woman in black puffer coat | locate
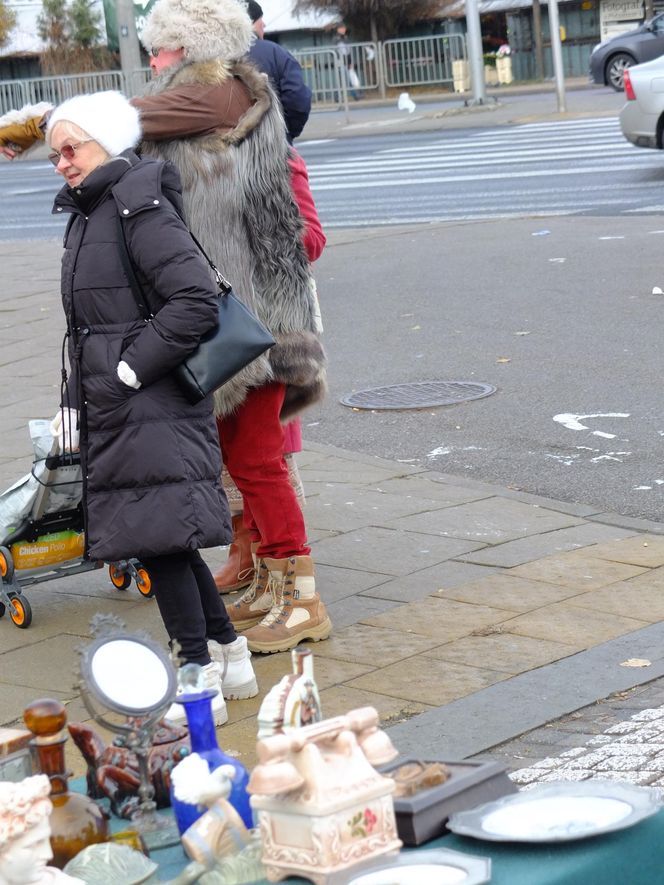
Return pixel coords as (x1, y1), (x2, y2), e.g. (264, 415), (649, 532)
(46, 91), (257, 724)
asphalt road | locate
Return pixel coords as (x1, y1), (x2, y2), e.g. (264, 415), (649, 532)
(3, 110), (664, 234)
(306, 215), (664, 523)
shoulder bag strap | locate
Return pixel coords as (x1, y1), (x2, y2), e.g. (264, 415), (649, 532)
(186, 228), (232, 296)
(115, 214), (153, 321)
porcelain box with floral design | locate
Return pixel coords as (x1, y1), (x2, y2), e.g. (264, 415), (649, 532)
(247, 706), (402, 885)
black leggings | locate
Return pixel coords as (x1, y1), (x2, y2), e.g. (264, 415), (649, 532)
(141, 550), (236, 666)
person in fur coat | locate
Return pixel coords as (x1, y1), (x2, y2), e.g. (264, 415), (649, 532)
(139, 0), (331, 655)
(0, 0), (331, 656)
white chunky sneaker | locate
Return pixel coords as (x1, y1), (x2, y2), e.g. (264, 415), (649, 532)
(165, 661), (228, 727)
(208, 635), (258, 700)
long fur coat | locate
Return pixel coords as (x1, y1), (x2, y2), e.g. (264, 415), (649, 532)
(139, 59), (327, 420)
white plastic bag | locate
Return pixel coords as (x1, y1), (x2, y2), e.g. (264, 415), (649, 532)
(0, 420), (82, 542)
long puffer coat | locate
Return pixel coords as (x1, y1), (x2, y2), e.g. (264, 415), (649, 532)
(53, 151), (231, 562)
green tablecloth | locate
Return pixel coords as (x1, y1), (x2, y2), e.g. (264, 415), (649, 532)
(153, 807), (664, 884)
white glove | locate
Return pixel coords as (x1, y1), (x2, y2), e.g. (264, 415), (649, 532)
(117, 360), (141, 389)
(49, 408), (79, 454)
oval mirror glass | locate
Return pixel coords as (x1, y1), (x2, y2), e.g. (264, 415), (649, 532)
(89, 638), (174, 713)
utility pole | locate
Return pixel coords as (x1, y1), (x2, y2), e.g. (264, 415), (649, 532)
(532, 0), (544, 80)
(116, 0), (143, 95)
(547, 0), (566, 113)
(465, 0), (487, 105)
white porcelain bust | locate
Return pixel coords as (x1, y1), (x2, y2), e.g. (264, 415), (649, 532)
(0, 775), (82, 885)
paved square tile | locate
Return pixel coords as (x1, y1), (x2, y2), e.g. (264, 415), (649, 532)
(436, 573), (581, 612)
(0, 635), (89, 694)
(313, 563), (392, 604)
(311, 526), (484, 576)
(304, 623), (442, 666)
(361, 596), (517, 640)
(365, 476), (494, 506)
(504, 603), (648, 648)
(424, 633), (577, 674)
(0, 682), (72, 728)
(509, 553), (648, 590)
(346, 656), (510, 706)
(459, 525), (637, 568)
(318, 685), (434, 723)
(327, 596), (401, 629)
(564, 580), (664, 623)
(360, 561), (500, 603)
(306, 487), (453, 532)
(388, 497), (582, 544)
(298, 461), (410, 485)
(577, 535), (664, 568)
(623, 566), (664, 592)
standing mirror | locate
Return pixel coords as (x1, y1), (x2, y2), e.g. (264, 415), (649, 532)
(77, 615), (180, 849)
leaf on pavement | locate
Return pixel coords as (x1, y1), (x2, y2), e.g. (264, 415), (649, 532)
(496, 357), (511, 363)
(619, 658), (651, 668)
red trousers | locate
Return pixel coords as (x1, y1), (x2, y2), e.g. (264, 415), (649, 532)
(217, 383), (310, 560)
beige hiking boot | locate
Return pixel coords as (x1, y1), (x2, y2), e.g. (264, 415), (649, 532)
(226, 553), (275, 631)
(243, 555), (332, 654)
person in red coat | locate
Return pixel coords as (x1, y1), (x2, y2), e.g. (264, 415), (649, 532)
(214, 147), (326, 595)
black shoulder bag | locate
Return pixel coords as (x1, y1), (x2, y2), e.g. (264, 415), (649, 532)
(115, 216), (275, 404)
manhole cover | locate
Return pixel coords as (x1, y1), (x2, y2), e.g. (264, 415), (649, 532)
(340, 381), (497, 411)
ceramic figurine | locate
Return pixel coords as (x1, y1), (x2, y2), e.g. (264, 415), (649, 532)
(257, 647), (322, 739)
(0, 774), (84, 885)
(248, 706), (402, 885)
(23, 700), (109, 869)
(175, 755), (251, 864)
(68, 717), (190, 818)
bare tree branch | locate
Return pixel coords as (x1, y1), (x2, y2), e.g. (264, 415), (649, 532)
(294, 0), (444, 40)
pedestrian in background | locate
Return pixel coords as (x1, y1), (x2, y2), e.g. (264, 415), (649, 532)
(245, 0), (312, 143)
(45, 90), (257, 725)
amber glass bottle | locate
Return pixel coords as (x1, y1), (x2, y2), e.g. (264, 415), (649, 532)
(23, 698), (109, 869)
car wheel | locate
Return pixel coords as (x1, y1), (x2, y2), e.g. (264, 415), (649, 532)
(606, 53), (635, 91)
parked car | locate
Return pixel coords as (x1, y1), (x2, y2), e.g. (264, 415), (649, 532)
(619, 55), (664, 149)
(590, 13), (664, 91)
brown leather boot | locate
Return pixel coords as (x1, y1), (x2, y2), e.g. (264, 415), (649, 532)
(243, 556), (332, 654)
(226, 557), (275, 631)
(214, 514), (255, 594)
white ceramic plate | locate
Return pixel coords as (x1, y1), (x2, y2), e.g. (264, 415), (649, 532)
(346, 848), (491, 885)
(447, 780), (662, 843)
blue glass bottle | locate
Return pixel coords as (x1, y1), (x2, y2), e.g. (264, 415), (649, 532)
(170, 687), (253, 835)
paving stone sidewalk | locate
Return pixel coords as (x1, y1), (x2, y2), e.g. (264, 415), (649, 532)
(3, 244), (664, 781)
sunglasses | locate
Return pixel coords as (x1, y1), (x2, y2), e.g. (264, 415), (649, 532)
(48, 139), (94, 166)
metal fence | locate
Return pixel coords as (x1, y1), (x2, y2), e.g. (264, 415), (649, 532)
(292, 48), (346, 106)
(0, 70), (126, 111)
(0, 34), (468, 116)
(382, 34), (466, 88)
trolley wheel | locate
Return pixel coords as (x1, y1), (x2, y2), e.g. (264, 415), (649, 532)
(0, 602), (5, 619)
(135, 566), (154, 599)
(109, 564), (131, 591)
(9, 596), (32, 629)
(0, 546), (14, 583)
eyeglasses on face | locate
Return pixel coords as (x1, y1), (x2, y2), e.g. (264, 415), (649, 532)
(48, 139), (94, 166)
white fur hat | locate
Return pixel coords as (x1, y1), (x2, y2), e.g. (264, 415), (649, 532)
(47, 91), (141, 157)
(141, 0), (253, 63)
